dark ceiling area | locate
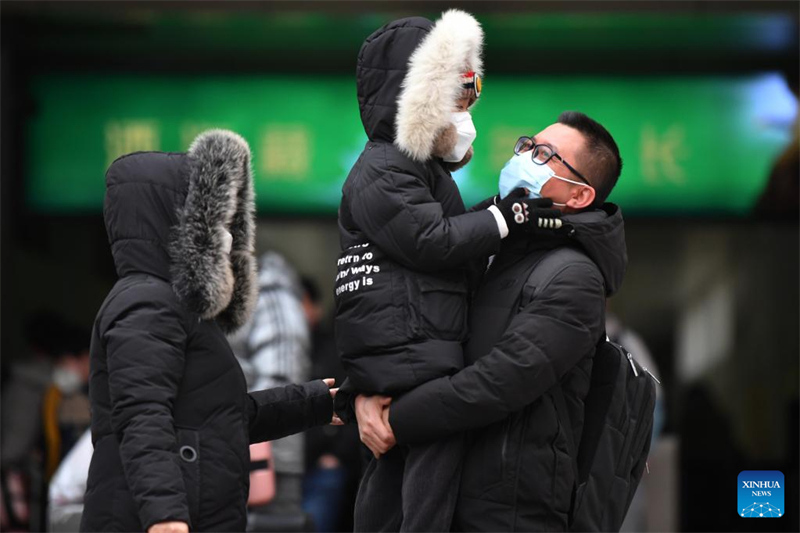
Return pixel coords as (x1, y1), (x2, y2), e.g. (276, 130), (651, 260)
(2, 1), (798, 76)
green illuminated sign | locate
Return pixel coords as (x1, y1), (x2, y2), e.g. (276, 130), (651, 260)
(27, 73), (795, 215)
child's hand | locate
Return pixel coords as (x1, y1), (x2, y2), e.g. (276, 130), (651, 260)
(497, 191), (562, 234)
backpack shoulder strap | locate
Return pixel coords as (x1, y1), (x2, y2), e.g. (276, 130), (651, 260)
(520, 246), (597, 307)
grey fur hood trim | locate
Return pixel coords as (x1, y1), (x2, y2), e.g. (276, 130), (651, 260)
(170, 130), (258, 333)
(395, 9), (483, 162)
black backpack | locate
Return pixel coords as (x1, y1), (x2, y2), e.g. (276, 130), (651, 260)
(525, 248), (658, 532)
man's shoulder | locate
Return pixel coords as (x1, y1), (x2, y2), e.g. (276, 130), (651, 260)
(525, 246), (603, 294)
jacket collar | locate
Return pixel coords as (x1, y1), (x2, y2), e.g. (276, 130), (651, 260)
(498, 203), (627, 296)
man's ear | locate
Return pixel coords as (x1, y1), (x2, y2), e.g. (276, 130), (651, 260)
(568, 185), (596, 210)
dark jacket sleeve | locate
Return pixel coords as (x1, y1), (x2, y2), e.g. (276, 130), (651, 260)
(247, 380), (333, 444)
(466, 195), (497, 213)
(332, 377), (357, 424)
(103, 284), (192, 530)
(389, 263), (605, 445)
(349, 165), (501, 272)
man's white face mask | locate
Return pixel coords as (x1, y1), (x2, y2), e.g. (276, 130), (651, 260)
(221, 229), (233, 255)
(498, 153), (592, 206)
(443, 111), (477, 163)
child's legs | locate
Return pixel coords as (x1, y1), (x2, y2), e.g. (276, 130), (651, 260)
(400, 433), (465, 532)
(354, 447), (404, 532)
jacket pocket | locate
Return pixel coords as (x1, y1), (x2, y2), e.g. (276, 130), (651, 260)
(175, 427), (201, 525)
(418, 275), (468, 338)
(461, 418), (514, 503)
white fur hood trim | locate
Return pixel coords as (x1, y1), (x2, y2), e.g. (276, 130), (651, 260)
(394, 9), (484, 162)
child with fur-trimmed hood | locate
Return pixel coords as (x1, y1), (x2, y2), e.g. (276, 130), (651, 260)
(335, 10), (561, 531)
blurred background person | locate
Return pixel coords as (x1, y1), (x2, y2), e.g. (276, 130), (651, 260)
(228, 251), (313, 532)
(1, 313), (90, 532)
(41, 325), (92, 484)
(1, 312), (69, 472)
(47, 428), (92, 533)
(300, 277), (361, 533)
(0, 311), (64, 532)
(42, 328), (94, 533)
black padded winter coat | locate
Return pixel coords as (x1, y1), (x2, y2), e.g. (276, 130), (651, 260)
(80, 132), (333, 533)
(389, 205), (627, 531)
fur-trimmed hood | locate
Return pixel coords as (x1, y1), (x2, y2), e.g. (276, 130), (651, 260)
(356, 10), (483, 162)
(103, 130), (257, 333)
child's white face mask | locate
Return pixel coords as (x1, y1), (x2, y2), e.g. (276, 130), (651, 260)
(443, 111), (477, 163)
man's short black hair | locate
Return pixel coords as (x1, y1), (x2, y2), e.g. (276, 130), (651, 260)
(557, 111), (622, 205)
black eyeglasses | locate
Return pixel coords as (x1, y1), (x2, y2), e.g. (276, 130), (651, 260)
(514, 136), (590, 185)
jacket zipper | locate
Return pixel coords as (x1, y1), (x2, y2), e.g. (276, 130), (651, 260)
(511, 407), (531, 531)
(500, 416), (512, 477)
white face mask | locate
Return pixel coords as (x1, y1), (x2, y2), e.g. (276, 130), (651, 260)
(443, 111), (477, 163)
(221, 229), (233, 255)
(498, 153), (591, 206)
(53, 367), (83, 394)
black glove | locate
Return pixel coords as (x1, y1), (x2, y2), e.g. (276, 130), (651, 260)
(496, 189), (563, 234)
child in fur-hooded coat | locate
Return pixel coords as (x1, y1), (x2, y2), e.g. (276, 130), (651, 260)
(335, 10), (546, 532)
(80, 131), (336, 533)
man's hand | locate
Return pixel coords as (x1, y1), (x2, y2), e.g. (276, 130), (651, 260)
(148, 521), (189, 533)
(323, 378), (344, 426)
(355, 394), (396, 458)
